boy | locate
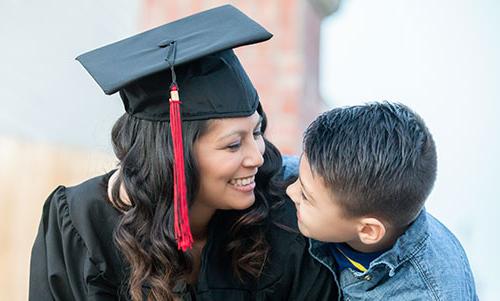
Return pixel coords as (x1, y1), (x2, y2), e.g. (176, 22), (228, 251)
(286, 102), (478, 300)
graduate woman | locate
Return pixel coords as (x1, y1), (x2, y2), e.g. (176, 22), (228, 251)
(29, 5), (337, 301)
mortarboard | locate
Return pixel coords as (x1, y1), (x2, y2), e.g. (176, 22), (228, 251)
(76, 4), (272, 121)
(76, 5), (272, 251)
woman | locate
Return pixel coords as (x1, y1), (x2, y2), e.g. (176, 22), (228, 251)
(29, 5), (337, 301)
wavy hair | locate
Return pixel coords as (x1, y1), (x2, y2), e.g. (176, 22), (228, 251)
(110, 105), (283, 301)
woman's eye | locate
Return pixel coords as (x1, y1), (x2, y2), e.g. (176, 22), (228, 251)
(253, 130), (262, 138)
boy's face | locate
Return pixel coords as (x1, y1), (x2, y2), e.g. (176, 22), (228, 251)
(286, 155), (360, 243)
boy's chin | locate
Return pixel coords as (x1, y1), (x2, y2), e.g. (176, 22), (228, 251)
(297, 223), (316, 239)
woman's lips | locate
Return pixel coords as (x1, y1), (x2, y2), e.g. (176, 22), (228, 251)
(229, 175), (256, 192)
(229, 181), (256, 192)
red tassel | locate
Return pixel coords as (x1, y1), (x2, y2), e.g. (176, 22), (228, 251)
(169, 84), (193, 251)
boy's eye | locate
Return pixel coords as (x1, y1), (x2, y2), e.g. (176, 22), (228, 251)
(227, 142), (241, 151)
(300, 191), (309, 202)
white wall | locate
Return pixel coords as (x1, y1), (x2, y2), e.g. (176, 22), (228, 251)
(320, 0), (500, 299)
(0, 2), (141, 299)
(0, 0), (140, 152)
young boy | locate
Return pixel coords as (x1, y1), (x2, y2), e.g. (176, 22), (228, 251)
(286, 102), (478, 300)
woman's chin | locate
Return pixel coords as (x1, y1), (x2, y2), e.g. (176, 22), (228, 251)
(227, 195), (256, 211)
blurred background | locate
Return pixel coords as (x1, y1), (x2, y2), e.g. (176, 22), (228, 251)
(1, 0), (498, 300)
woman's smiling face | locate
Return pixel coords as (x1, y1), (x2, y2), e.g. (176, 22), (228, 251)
(192, 112), (265, 210)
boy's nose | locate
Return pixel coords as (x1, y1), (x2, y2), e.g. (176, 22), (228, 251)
(286, 180), (299, 205)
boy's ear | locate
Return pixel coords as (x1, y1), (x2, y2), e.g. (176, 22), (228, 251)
(357, 217), (386, 245)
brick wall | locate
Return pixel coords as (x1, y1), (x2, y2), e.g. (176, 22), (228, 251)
(141, 0), (336, 154)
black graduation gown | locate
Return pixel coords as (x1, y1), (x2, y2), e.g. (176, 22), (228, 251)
(29, 172), (338, 300)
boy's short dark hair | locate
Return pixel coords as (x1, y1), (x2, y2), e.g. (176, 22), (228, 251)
(303, 102), (437, 227)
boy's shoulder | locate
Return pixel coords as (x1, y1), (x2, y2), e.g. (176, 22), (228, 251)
(408, 212), (477, 299)
(371, 211), (478, 300)
(333, 210), (478, 300)
(413, 212), (473, 275)
(424, 212), (468, 258)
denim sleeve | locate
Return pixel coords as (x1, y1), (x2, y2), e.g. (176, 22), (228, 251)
(281, 155), (299, 180)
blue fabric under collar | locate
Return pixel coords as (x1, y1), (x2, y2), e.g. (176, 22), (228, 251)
(329, 243), (387, 272)
(309, 209), (429, 277)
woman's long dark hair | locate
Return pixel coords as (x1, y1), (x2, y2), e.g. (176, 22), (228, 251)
(110, 105), (284, 301)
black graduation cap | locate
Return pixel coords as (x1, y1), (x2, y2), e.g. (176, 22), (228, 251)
(76, 4), (272, 121)
(76, 4), (272, 252)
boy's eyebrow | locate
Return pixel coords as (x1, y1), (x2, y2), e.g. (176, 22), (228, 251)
(298, 177), (314, 203)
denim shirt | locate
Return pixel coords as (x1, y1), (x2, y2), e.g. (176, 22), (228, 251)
(282, 156), (478, 300)
(282, 155), (300, 180)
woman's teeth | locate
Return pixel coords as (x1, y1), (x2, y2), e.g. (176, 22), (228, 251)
(229, 176), (255, 186)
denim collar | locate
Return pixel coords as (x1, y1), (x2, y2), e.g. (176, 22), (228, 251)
(309, 208), (429, 277)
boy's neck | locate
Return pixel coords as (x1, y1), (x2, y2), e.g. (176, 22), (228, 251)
(346, 225), (408, 253)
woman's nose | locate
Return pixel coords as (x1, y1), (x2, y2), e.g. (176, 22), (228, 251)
(243, 139), (264, 168)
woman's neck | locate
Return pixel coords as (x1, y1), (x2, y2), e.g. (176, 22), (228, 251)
(188, 201), (216, 241)
(107, 169), (131, 208)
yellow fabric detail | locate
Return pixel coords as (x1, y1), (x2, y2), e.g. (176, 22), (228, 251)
(336, 247), (368, 273)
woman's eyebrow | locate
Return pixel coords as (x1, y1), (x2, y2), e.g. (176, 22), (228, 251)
(217, 116), (263, 141)
(217, 130), (245, 142)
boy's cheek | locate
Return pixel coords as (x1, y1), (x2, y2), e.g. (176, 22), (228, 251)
(298, 211), (326, 240)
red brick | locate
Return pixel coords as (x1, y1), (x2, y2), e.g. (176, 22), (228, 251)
(140, 0), (329, 153)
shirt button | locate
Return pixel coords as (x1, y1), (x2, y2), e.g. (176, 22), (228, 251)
(363, 274), (372, 281)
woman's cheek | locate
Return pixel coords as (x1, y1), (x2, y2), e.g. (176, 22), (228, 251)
(258, 138), (265, 155)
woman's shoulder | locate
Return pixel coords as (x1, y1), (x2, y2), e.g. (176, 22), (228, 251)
(31, 171), (126, 298)
(63, 171), (118, 221)
(43, 171), (120, 254)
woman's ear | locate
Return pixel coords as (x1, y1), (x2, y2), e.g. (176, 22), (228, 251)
(356, 217), (386, 245)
